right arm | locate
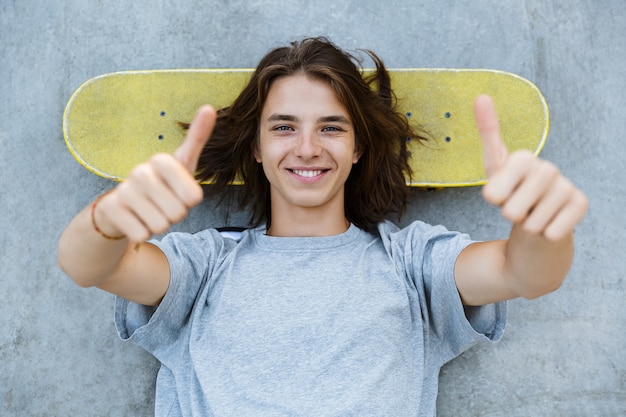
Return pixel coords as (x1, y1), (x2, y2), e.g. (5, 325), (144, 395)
(58, 106), (217, 306)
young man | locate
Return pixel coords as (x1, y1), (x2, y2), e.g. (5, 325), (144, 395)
(58, 38), (588, 416)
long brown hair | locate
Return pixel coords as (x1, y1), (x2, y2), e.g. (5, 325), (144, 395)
(195, 37), (425, 229)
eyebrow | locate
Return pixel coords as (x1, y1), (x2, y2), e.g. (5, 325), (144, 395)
(319, 115), (351, 124)
(267, 114), (298, 123)
(266, 114), (351, 124)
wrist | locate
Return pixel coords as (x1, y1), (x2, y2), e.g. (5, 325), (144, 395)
(91, 190), (126, 241)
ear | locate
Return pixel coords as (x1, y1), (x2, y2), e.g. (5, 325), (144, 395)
(353, 148), (363, 164)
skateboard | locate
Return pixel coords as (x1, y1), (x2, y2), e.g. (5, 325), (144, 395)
(63, 69), (549, 188)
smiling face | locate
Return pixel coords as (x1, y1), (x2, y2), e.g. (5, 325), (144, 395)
(255, 74), (361, 231)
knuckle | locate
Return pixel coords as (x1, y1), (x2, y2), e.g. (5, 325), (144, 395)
(544, 226), (565, 242)
(104, 187), (131, 213)
(539, 160), (560, 179)
(149, 153), (177, 173)
(164, 202), (188, 224)
(149, 153), (170, 165)
(114, 182), (131, 200)
(128, 163), (153, 183)
(144, 215), (170, 237)
(184, 184), (204, 207)
(573, 188), (589, 210)
(482, 182), (504, 206)
(502, 204), (525, 223)
(518, 149), (535, 159)
(510, 150), (535, 165)
(522, 221), (543, 236)
(153, 220), (171, 236)
(551, 179), (573, 203)
(170, 208), (188, 224)
(481, 183), (495, 201)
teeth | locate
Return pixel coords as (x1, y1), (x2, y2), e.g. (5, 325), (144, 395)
(292, 169), (323, 178)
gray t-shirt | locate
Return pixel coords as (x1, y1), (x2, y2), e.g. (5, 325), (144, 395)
(115, 220), (506, 416)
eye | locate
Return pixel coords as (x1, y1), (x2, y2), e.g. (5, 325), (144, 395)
(273, 125), (293, 132)
(322, 126), (344, 132)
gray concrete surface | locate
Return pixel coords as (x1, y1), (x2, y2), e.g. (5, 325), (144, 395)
(1, 0), (624, 416)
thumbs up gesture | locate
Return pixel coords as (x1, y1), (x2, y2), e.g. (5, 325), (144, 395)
(93, 106), (217, 242)
(474, 95), (588, 241)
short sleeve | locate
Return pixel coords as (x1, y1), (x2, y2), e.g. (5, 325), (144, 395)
(383, 221), (507, 366)
(114, 229), (228, 361)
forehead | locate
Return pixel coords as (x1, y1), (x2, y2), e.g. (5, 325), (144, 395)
(261, 74), (350, 119)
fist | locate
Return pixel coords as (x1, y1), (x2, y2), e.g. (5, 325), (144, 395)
(474, 95), (588, 241)
(94, 106), (216, 242)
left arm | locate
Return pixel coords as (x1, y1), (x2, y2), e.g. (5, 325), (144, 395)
(455, 95), (588, 306)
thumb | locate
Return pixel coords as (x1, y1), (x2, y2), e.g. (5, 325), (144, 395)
(474, 94), (509, 178)
(174, 105), (217, 173)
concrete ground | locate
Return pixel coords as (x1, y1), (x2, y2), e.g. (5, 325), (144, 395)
(1, 0), (624, 416)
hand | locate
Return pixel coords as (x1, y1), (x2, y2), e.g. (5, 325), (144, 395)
(94, 106), (217, 242)
(474, 95), (588, 241)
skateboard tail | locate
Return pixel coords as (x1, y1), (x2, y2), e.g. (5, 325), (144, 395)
(63, 73), (123, 180)
(397, 69), (550, 188)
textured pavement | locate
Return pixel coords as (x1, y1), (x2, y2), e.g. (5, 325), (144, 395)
(1, 1), (624, 415)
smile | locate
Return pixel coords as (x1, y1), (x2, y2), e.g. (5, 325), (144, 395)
(290, 169), (326, 178)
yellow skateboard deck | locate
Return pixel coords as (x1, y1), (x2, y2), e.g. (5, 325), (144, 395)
(63, 69), (549, 188)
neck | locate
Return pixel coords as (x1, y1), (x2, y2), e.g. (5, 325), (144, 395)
(267, 205), (350, 238)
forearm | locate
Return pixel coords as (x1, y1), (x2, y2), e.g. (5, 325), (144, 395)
(58, 202), (132, 288)
(58, 107), (214, 303)
(456, 95), (587, 306)
(503, 224), (575, 299)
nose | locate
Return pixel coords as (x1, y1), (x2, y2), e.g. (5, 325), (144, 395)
(294, 130), (322, 158)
